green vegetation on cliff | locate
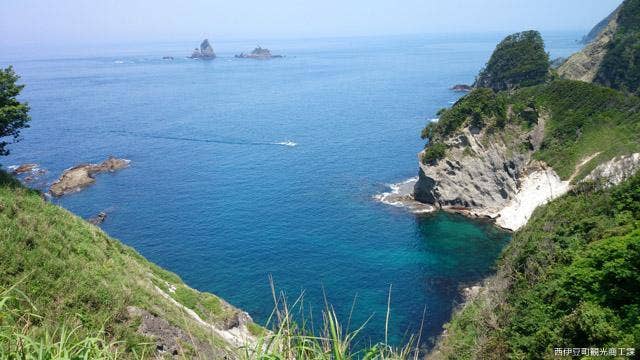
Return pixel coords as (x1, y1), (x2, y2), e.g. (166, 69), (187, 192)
(422, 88), (507, 141)
(595, 0), (640, 93)
(420, 30), (552, 166)
(424, 16), (640, 358)
(516, 80), (640, 179)
(421, 79), (640, 181)
(475, 31), (550, 92)
(0, 170), (247, 358)
(432, 172), (640, 359)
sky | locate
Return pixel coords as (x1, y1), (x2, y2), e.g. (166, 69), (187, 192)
(0, 0), (623, 46)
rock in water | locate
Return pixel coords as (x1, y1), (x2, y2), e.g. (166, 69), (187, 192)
(49, 157), (130, 197)
(88, 212), (108, 225)
(189, 39), (216, 59)
(235, 46), (282, 59)
(450, 84), (472, 92)
(11, 163), (39, 174)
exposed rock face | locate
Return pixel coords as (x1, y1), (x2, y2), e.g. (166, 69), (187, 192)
(49, 157), (130, 197)
(189, 39), (216, 59)
(413, 118), (640, 231)
(127, 307), (226, 359)
(584, 153), (640, 186)
(235, 46), (282, 59)
(494, 166), (570, 230)
(558, 7), (619, 82)
(414, 119), (546, 220)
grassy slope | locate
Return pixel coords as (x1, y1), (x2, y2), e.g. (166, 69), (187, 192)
(422, 59), (640, 359)
(519, 80), (640, 179)
(422, 80), (640, 181)
(0, 171), (247, 358)
(430, 159), (640, 359)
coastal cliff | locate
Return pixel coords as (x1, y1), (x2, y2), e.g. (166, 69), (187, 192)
(557, 6), (620, 83)
(414, 29), (640, 231)
(426, 2), (640, 358)
(0, 170), (261, 358)
(189, 39), (216, 59)
(559, 0), (640, 94)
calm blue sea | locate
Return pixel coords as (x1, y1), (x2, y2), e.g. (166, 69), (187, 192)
(1, 32), (582, 347)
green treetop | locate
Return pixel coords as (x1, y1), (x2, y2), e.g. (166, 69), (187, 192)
(0, 66), (30, 156)
(475, 30), (550, 92)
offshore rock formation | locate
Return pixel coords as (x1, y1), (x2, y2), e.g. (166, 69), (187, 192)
(11, 163), (39, 174)
(235, 46), (282, 59)
(49, 157), (130, 196)
(189, 39), (216, 59)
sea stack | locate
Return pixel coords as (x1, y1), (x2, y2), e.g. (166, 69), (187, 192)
(235, 46), (282, 59)
(189, 39), (216, 59)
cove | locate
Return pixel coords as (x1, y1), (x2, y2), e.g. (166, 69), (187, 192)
(1, 32), (581, 346)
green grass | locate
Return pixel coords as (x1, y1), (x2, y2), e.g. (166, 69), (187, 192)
(433, 172), (640, 359)
(0, 169), (245, 358)
(420, 80), (640, 180)
(515, 80), (640, 179)
(241, 282), (421, 360)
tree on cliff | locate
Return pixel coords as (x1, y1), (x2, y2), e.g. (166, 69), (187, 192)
(475, 30), (550, 92)
(0, 66), (30, 156)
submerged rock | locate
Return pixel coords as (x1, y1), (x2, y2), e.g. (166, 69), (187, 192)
(235, 46), (282, 59)
(11, 163), (39, 174)
(450, 84), (472, 92)
(189, 39), (216, 59)
(88, 211), (107, 225)
(49, 157), (130, 197)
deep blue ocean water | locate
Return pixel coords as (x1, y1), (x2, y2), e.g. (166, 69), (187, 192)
(1, 32), (582, 347)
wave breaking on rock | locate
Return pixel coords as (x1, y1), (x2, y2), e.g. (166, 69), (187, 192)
(373, 177), (435, 214)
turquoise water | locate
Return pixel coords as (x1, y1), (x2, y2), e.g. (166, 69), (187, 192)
(1, 32), (581, 347)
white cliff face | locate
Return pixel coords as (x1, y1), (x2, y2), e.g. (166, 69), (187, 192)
(495, 167), (570, 230)
(585, 153), (640, 186)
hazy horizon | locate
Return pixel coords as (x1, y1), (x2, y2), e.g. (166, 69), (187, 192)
(0, 0), (622, 47)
